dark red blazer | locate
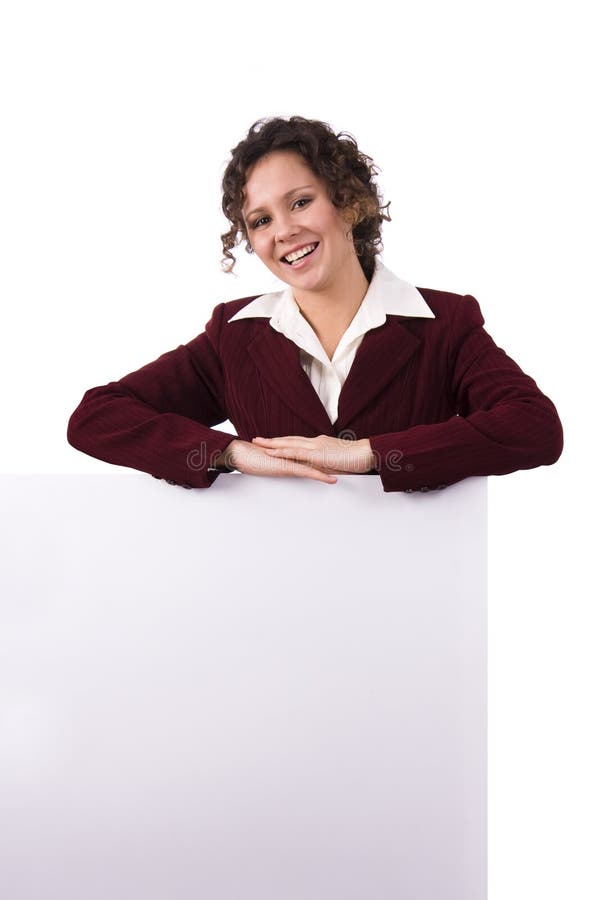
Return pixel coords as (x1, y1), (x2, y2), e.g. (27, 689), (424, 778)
(67, 287), (563, 492)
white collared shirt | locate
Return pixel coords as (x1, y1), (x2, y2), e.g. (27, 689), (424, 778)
(228, 259), (435, 423)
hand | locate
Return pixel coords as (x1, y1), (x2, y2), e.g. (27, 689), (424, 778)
(214, 439), (338, 484)
(251, 435), (376, 474)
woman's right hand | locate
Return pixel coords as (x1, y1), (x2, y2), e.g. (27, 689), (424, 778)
(214, 439), (337, 484)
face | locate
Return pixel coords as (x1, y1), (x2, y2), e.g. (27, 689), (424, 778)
(241, 149), (359, 295)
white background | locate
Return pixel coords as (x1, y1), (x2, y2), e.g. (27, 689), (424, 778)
(1, 1), (597, 896)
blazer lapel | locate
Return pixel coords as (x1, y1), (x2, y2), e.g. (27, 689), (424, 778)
(246, 323), (336, 435)
(335, 317), (422, 429)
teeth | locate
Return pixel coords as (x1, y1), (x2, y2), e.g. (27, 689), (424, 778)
(284, 243), (316, 263)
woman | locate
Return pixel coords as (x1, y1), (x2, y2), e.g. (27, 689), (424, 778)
(67, 115), (563, 491)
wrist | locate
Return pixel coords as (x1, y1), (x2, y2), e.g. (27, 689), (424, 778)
(359, 438), (376, 470)
(211, 442), (238, 472)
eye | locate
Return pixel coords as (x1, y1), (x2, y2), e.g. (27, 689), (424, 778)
(251, 215), (270, 229)
(250, 197), (312, 229)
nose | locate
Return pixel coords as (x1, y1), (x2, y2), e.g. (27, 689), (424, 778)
(274, 211), (299, 244)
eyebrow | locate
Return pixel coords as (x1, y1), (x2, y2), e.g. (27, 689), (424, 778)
(244, 184), (316, 221)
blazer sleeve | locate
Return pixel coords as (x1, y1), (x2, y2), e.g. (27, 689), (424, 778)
(369, 294), (564, 492)
(66, 303), (237, 488)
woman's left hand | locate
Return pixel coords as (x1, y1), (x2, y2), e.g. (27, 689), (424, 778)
(251, 435), (376, 475)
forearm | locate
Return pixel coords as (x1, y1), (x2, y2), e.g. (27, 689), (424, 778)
(366, 292), (563, 493)
(67, 383), (238, 488)
(370, 395), (563, 492)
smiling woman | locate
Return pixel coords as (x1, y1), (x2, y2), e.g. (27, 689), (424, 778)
(66, 115), (563, 492)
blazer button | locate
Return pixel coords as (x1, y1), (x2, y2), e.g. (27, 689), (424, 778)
(419, 486), (430, 492)
(151, 474), (163, 480)
(181, 483), (193, 490)
(166, 479), (178, 486)
(404, 488), (414, 493)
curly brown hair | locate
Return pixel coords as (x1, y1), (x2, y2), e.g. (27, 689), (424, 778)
(220, 115), (391, 281)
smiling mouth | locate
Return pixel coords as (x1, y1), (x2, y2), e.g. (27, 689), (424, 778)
(281, 242), (319, 264)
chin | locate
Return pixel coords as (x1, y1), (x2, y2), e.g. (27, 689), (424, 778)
(287, 272), (326, 292)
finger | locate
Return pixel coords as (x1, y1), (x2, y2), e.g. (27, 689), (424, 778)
(252, 436), (315, 449)
(259, 447), (338, 470)
(259, 447), (303, 458)
(241, 450), (336, 483)
(258, 445), (325, 459)
(276, 457), (337, 484)
(261, 448), (364, 475)
(290, 465), (337, 483)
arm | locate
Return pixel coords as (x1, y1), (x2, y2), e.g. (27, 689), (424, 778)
(252, 294), (563, 492)
(369, 294), (564, 491)
(67, 304), (238, 488)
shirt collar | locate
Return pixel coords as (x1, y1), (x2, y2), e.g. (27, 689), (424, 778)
(227, 259), (435, 325)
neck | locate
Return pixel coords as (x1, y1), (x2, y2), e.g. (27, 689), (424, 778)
(292, 254), (370, 341)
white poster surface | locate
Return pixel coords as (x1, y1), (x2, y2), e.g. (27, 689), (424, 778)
(0, 473), (486, 900)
